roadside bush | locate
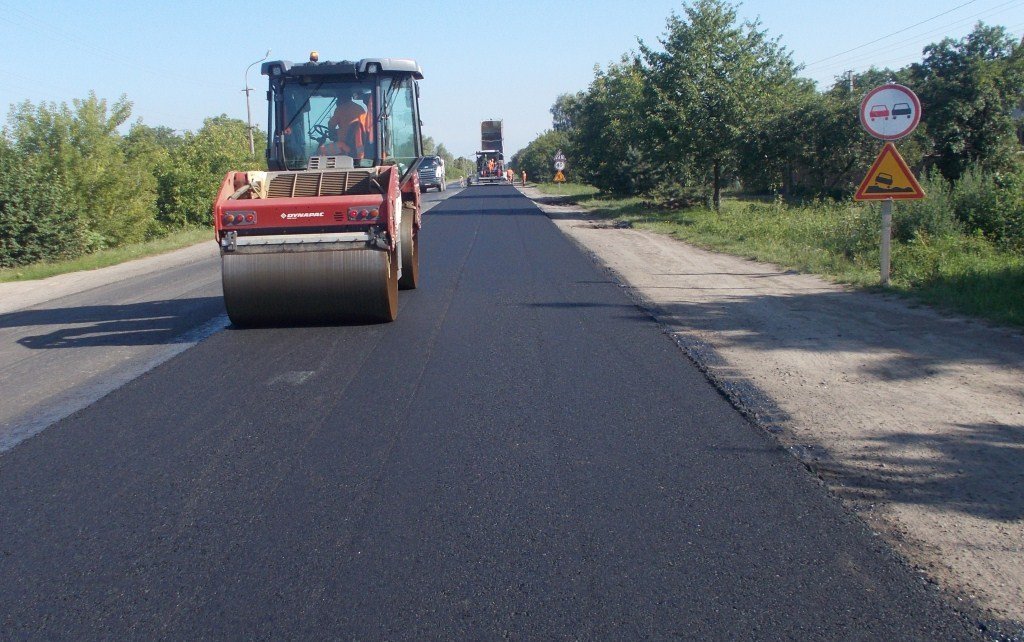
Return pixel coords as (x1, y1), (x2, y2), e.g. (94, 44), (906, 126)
(6, 94), (158, 248)
(820, 202), (880, 261)
(156, 115), (261, 229)
(893, 169), (960, 243)
(0, 147), (86, 267)
(952, 164), (1024, 250)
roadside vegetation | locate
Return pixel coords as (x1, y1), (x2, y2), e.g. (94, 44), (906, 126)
(539, 182), (1024, 327)
(0, 93), (262, 273)
(0, 94), (469, 279)
(423, 136), (475, 181)
(518, 0), (1024, 328)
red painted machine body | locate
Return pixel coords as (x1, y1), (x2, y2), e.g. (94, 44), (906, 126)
(213, 165), (402, 251)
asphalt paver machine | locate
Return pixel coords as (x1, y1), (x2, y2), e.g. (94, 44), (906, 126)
(213, 53), (426, 325)
(473, 119), (505, 185)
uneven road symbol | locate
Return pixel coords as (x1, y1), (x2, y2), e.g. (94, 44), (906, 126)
(854, 143), (925, 201)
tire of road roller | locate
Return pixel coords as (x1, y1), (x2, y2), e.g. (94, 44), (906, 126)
(221, 247), (399, 326)
(398, 208), (419, 290)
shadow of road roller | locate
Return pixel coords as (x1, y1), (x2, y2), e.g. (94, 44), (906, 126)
(222, 247), (398, 326)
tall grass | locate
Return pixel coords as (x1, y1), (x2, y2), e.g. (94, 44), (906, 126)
(540, 183), (1024, 328)
(534, 183), (601, 199)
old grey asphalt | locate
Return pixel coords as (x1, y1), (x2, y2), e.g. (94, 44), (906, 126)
(0, 186), (977, 638)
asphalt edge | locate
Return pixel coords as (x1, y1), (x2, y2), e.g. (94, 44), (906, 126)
(519, 186), (1006, 640)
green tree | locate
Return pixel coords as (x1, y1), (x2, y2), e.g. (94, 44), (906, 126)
(739, 85), (817, 195)
(156, 115), (262, 229)
(912, 23), (1024, 180)
(123, 124), (181, 160)
(0, 141), (85, 267)
(550, 92), (583, 133)
(830, 66), (913, 95)
(510, 130), (571, 184)
(450, 156), (476, 179)
(571, 57), (657, 195)
(746, 87), (903, 198)
(422, 135), (437, 156)
(6, 93), (157, 247)
(640, 0), (801, 208)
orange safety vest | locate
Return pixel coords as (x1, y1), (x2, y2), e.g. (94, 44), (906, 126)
(360, 95), (375, 157)
(321, 101), (367, 158)
(319, 128), (364, 158)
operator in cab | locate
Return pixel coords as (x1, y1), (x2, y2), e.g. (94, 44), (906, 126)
(319, 87), (373, 160)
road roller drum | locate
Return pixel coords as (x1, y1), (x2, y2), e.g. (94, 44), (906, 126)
(222, 246), (398, 326)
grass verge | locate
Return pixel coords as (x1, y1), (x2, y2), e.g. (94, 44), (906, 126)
(537, 183), (1024, 328)
(0, 228), (212, 283)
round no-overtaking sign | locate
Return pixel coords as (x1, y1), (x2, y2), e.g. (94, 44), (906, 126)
(859, 83), (921, 140)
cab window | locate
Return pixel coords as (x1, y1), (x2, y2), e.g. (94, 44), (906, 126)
(381, 76), (419, 175)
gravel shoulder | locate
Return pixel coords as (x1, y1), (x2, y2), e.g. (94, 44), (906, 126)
(523, 187), (1024, 635)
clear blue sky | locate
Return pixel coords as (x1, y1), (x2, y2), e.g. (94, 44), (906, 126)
(1, 0), (1022, 159)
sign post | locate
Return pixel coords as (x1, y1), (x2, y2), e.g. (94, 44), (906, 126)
(553, 150), (567, 183)
(880, 200), (892, 286)
(854, 83), (924, 286)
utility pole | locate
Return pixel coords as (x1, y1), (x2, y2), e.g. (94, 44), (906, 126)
(244, 50), (271, 156)
(847, 70), (854, 93)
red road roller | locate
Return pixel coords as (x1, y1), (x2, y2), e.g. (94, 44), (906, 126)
(214, 54), (426, 325)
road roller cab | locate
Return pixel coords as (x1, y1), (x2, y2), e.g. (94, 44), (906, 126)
(214, 54), (425, 326)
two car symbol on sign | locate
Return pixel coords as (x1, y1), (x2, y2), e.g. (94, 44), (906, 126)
(868, 102), (913, 121)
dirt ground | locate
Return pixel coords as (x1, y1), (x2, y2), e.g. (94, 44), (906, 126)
(523, 187), (1024, 635)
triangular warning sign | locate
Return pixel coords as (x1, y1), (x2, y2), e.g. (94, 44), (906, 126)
(854, 143), (925, 200)
(553, 170), (566, 183)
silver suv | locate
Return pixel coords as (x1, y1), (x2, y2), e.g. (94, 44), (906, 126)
(417, 156), (446, 192)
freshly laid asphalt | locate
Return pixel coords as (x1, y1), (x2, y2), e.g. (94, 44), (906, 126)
(0, 186), (977, 638)
(0, 249), (225, 452)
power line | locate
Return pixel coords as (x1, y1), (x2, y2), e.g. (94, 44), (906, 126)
(806, 0), (981, 66)
(804, 0), (1024, 85)
(831, 0), (1024, 65)
(842, 23), (1024, 76)
(815, 23), (1004, 75)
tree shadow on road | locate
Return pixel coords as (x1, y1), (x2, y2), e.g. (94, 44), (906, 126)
(648, 289), (1024, 522)
(654, 290), (1024, 381)
(2, 298), (225, 349)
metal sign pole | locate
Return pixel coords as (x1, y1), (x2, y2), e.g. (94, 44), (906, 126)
(855, 84), (925, 286)
(880, 198), (893, 286)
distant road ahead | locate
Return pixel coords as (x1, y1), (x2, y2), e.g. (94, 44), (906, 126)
(0, 185), (975, 638)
